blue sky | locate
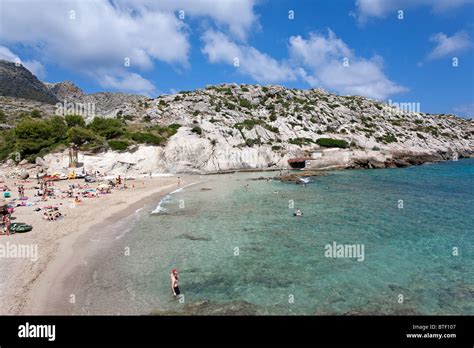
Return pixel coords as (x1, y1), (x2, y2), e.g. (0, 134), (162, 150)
(0, 0), (473, 117)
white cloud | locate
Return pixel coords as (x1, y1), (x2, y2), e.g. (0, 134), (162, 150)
(201, 29), (405, 100)
(0, 0), (259, 95)
(99, 71), (157, 96)
(427, 31), (472, 60)
(0, 45), (46, 79)
(288, 30), (407, 100)
(0, 46), (17, 61)
(453, 103), (474, 118)
(116, 0), (259, 41)
(354, 0), (474, 23)
(201, 30), (297, 83)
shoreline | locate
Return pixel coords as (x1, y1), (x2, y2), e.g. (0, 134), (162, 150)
(1, 158), (472, 315)
(0, 176), (192, 315)
(26, 182), (178, 314)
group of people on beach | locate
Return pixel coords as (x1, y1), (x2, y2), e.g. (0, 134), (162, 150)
(17, 185), (25, 199)
(42, 207), (63, 221)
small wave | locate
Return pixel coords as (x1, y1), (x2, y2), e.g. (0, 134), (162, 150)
(151, 182), (198, 214)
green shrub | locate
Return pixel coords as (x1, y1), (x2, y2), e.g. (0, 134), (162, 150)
(128, 132), (164, 145)
(289, 137), (313, 146)
(191, 126), (202, 135)
(390, 119), (402, 126)
(47, 116), (67, 140)
(150, 124), (180, 138)
(0, 110), (7, 123)
(378, 133), (397, 143)
(168, 123), (182, 131)
(234, 119), (275, 133)
(122, 114), (135, 121)
(245, 138), (261, 147)
(239, 98), (252, 109)
(225, 101), (236, 110)
(14, 118), (58, 158)
(89, 117), (125, 139)
(316, 138), (349, 148)
(271, 145), (282, 151)
(0, 129), (16, 161)
(30, 109), (42, 118)
(108, 139), (129, 151)
(65, 114), (86, 128)
(67, 127), (102, 146)
(266, 104), (275, 111)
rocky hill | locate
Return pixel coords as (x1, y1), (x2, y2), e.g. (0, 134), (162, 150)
(0, 61), (147, 123)
(32, 83), (472, 175)
(0, 62), (472, 175)
(44, 81), (85, 101)
(0, 60), (59, 104)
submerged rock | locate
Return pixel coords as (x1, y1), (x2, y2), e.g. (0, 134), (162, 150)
(277, 170), (328, 183)
(179, 234), (211, 242)
(150, 299), (260, 316)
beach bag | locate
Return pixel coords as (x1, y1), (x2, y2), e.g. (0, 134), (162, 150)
(3, 192), (11, 198)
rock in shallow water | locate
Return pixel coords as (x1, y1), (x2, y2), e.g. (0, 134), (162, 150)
(150, 299), (260, 315)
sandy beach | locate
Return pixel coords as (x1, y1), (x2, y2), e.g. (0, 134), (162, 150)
(0, 175), (188, 315)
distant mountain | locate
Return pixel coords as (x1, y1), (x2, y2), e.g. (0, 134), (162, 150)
(0, 61), (148, 121)
(0, 60), (59, 104)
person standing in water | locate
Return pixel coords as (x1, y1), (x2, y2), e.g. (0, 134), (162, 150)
(170, 268), (180, 297)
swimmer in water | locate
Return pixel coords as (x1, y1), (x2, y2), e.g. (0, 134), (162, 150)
(170, 268), (180, 297)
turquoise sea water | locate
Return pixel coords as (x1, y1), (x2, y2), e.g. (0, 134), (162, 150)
(75, 159), (473, 315)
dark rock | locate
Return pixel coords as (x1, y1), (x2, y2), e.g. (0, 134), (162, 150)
(150, 299), (260, 316)
(0, 60), (59, 103)
(179, 234), (211, 242)
(368, 158), (386, 169)
(277, 170), (327, 183)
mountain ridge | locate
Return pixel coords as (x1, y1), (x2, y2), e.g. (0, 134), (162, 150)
(0, 61), (472, 174)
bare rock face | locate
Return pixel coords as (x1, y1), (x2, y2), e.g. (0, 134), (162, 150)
(44, 81), (85, 101)
(0, 60), (58, 104)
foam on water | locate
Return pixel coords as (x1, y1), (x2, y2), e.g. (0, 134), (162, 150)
(151, 182), (199, 214)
